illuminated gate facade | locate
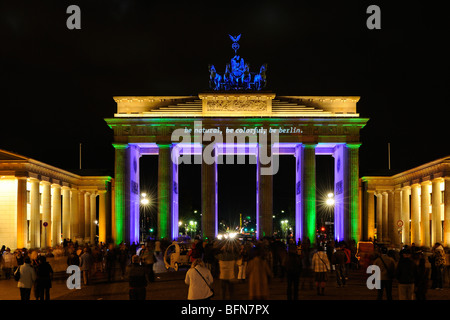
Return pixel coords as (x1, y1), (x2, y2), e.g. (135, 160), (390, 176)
(105, 93), (368, 245)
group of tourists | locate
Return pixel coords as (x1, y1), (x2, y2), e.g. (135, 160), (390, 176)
(371, 242), (447, 300)
(183, 236), (356, 300)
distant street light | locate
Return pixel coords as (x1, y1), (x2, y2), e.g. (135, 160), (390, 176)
(326, 193), (335, 206)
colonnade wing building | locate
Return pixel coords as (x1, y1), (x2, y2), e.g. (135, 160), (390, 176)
(0, 149), (113, 250)
(361, 156), (450, 248)
(105, 93), (369, 245)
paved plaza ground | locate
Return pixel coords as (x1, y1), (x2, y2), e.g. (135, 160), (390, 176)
(1, 254), (449, 302)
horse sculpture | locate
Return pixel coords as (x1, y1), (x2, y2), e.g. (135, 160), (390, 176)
(208, 64), (222, 90)
(253, 64), (267, 90)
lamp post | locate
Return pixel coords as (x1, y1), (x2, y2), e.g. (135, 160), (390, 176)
(140, 193), (151, 242)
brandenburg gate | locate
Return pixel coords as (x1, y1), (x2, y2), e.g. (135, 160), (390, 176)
(104, 36), (369, 245)
(105, 94), (368, 245)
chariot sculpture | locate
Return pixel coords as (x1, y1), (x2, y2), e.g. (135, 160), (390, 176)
(208, 34), (268, 91)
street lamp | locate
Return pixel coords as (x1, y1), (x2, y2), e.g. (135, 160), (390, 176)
(326, 193), (335, 206)
(140, 192), (152, 242)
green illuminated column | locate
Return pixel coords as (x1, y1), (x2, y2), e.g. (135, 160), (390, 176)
(302, 144), (316, 245)
(347, 143), (361, 242)
(158, 144), (173, 240)
(113, 143), (128, 245)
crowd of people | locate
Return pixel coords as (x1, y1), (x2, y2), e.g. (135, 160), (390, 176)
(183, 236), (360, 300)
(370, 242), (447, 300)
(1, 236), (448, 301)
(0, 239), (166, 300)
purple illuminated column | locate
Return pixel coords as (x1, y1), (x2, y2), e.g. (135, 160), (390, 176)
(294, 144), (303, 243)
(172, 147), (179, 240)
(257, 143), (273, 239)
(127, 144), (141, 245)
(333, 144), (346, 242)
(113, 143), (140, 245)
(201, 144), (217, 240)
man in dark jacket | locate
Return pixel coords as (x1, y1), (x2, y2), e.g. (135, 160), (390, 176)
(128, 255), (147, 300)
(332, 245), (348, 288)
(373, 246), (396, 300)
(396, 248), (417, 300)
(35, 255), (53, 300)
(285, 244), (302, 300)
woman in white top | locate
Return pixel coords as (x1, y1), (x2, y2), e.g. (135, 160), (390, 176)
(185, 258), (214, 300)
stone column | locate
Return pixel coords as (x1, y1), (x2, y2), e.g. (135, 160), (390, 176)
(201, 144), (217, 240)
(98, 190), (107, 244)
(444, 177), (450, 247)
(393, 188), (402, 247)
(51, 184), (62, 247)
(113, 143), (128, 245)
(41, 181), (52, 248)
(366, 190), (375, 241)
(158, 144), (173, 240)
(376, 193), (383, 241)
(411, 184), (420, 245)
(420, 181), (431, 247)
(388, 190), (395, 243)
(302, 144), (316, 244)
(78, 190), (85, 241)
(30, 178), (40, 248)
(294, 145), (303, 242)
(62, 186), (71, 242)
(258, 143), (273, 239)
(382, 191), (389, 243)
(432, 178), (443, 245)
(347, 143), (361, 242)
(90, 192), (97, 244)
(16, 177), (28, 249)
(401, 186), (411, 246)
(71, 189), (79, 240)
(84, 191), (91, 242)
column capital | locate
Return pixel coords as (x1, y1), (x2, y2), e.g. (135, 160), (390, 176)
(346, 143), (362, 149)
(157, 143), (173, 149)
(421, 180), (432, 186)
(402, 185), (411, 190)
(40, 180), (51, 186)
(112, 143), (129, 150)
(28, 177), (40, 183)
(432, 177), (444, 183)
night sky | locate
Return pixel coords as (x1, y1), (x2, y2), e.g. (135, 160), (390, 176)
(1, 1), (449, 225)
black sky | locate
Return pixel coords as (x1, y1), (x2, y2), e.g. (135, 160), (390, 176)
(1, 1), (449, 222)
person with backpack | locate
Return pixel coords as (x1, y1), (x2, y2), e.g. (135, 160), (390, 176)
(312, 245), (330, 296)
(373, 246), (396, 300)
